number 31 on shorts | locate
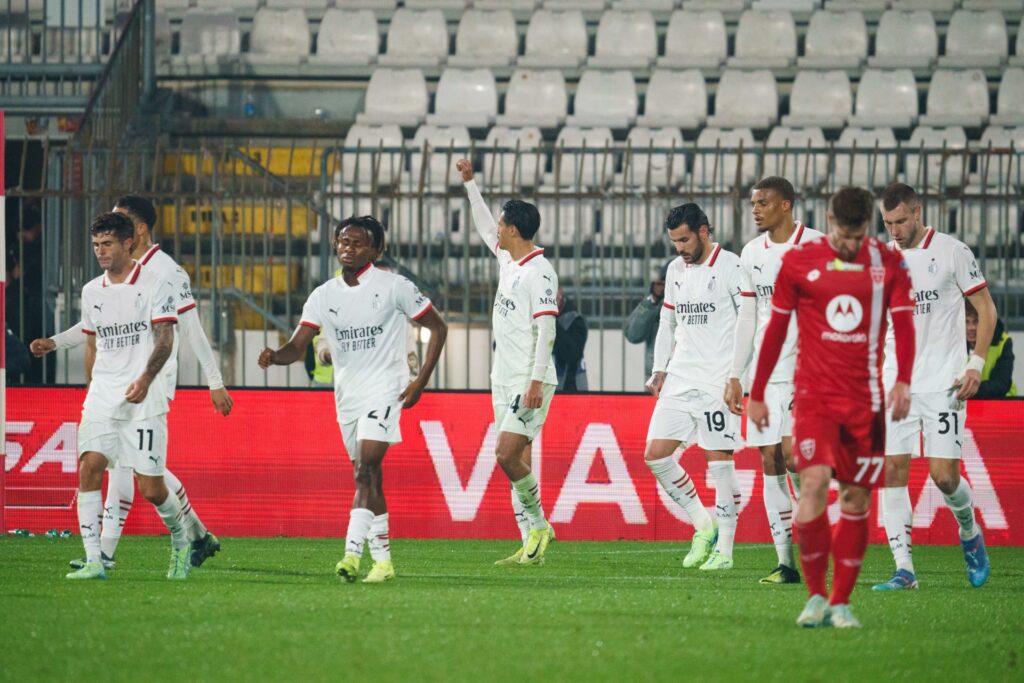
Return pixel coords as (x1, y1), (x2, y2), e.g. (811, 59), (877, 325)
(854, 456), (884, 485)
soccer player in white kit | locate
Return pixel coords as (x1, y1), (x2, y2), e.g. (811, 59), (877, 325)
(873, 183), (995, 590)
(65, 212), (192, 580)
(457, 159), (559, 566)
(645, 203), (745, 571)
(726, 176), (823, 585)
(258, 216), (448, 584)
(32, 196), (230, 571)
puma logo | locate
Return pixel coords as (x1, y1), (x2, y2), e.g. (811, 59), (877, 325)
(753, 265), (764, 273)
(148, 455), (160, 465)
(888, 535), (900, 544)
(542, 274), (552, 282)
(81, 524), (93, 531)
(955, 440), (962, 448)
(93, 304), (103, 312)
(329, 308), (339, 315)
(723, 433), (736, 442)
(716, 505), (729, 514)
(517, 415), (529, 427)
(378, 422), (388, 431)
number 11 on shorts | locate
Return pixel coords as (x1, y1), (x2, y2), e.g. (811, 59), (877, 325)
(854, 456), (884, 484)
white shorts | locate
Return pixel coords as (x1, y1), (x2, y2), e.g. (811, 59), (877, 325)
(493, 383), (556, 441)
(339, 401), (403, 462)
(885, 390), (965, 459)
(77, 413), (169, 476)
(746, 382), (795, 448)
(647, 380), (742, 452)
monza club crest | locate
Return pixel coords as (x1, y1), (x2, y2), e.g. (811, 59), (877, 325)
(799, 438), (816, 460)
(871, 265), (885, 285)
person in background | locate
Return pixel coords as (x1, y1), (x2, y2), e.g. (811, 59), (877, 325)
(554, 288), (588, 392)
(966, 299), (1017, 398)
(624, 263), (668, 379)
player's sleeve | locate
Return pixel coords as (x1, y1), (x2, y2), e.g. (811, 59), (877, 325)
(887, 253), (915, 316)
(751, 257), (798, 400)
(80, 289), (95, 336)
(952, 242), (987, 296)
(395, 276), (433, 321)
(738, 249), (755, 298)
(463, 178), (506, 263)
(299, 287), (323, 331)
(888, 252), (916, 385)
(178, 307), (225, 390)
(530, 268), (559, 320)
(769, 253), (799, 314)
(727, 260), (744, 310)
(52, 321), (89, 349)
(150, 279), (179, 324)
(171, 266), (197, 314)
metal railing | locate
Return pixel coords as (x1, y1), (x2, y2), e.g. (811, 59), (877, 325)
(4, 138), (1023, 391)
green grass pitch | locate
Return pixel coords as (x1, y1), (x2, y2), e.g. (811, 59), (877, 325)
(1, 537), (1021, 682)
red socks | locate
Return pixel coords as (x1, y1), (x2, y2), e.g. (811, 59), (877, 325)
(830, 509), (870, 606)
(796, 512), (831, 598)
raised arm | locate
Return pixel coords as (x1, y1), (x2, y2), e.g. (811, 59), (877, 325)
(457, 158), (501, 257)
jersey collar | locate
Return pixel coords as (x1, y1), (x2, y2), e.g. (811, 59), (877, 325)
(340, 262), (375, 287)
(894, 227), (934, 252)
(702, 243), (722, 268)
(102, 260), (142, 287)
(518, 248), (545, 266)
(763, 221), (805, 248)
(140, 243), (160, 264)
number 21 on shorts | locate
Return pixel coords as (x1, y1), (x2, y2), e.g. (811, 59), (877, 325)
(854, 456), (884, 484)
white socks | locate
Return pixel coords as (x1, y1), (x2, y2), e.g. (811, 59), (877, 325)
(164, 469), (207, 542)
(511, 473), (547, 530)
(708, 461), (740, 557)
(154, 493), (188, 550)
(345, 508), (375, 556)
(368, 513), (391, 562)
(882, 486), (915, 573)
(100, 466), (134, 559)
(510, 484), (530, 543)
(788, 470), (801, 500)
(762, 474), (794, 568)
(646, 455), (713, 532)
(77, 490), (103, 563)
(944, 478), (979, 541)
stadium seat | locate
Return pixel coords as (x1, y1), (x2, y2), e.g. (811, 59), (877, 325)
(535, 195), (596, 247)
(919, 69), (990, 129)
(825, 0), (886, 9)
(869, 10), (937, 68)
(496, 69), (568, 128)
(890, 0), (955, 10)
(378, 9), (448, 67)
(244, 8), (310, 65)
(549, 126), (616, 188)
(482, 126), (546, 190)
(355, 69), (429, 126)
(566, 70), (638, 129)
(310, 9), (378, 66)
(340, 124), (404, 187)
(636, 69), (707, 129)
(175, 8), (241, 66)
(611, 0), (675, 9)
(476, 0), (537, 10)
(833, 126), (898, 188)
(798, 10), (867, 69)
(449, 10), (517, 67)
(938, 10), (1008, 67)
(0, 13), (30, 62)
(659, 10), (727, 69)
(339, 0), (398, 8)
(622, 126), (687, 189)
(691, 127), (759, 189)
(543, 0), (608, 9)
(971, 126), (1024, 186)
(707, 70), (778, 129)
(196, 0), (257, 11)
(848, 69), (918, 129)
(763, 126), (829, 189)
(728, 11), (797, 69)
(410, 125), (473, 190)
(267, 0), (328, 8)
(588, 10), (657, 68)
(904, 126), (968, 189)
(782, 70), (852, 129)
(991, 69), (1024, 127)
(405, 0), (469, 8)
(751, 0), (820, 11)
(963, 0), (1024, 8)
(682, 0), (747, 11)
(519, 10), (588, 68)
(427, 68), (498, 128)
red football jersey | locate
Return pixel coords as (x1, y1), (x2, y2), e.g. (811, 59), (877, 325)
(764, 235), (915, 412)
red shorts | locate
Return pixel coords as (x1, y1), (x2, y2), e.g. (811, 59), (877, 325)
(792, 398), (887, 488)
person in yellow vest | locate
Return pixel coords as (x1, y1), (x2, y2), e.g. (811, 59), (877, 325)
(966, 299), (1017, 398)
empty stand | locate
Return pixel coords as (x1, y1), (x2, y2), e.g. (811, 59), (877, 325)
(869, 10), (938, 68)
(449, 10), (517, 67)
(310, 9), (378, 66)
(623, 126), (687, 189)
(482, 126), (546, 189)
(410, 124), (473, 190)
(919, 69), (990, 128)
(707, 70), (778, 129)
(691, 127), (759, 189)
(175, 8), (241, 66)
(938, 9), (1009, 67)
(833, 126), (898, 188)
(550, 126), (616, 188)
(243, 8), (310, 65)
(782, 70), (852, 129)
(339, 123), (404, 187)
(378, 8), (448, 67)
(849, 69), (918, 128)
(588, 10), (657, 68)
(904, 126), (969, 189)
(428, 68), (498, 127)
(496, 69), (569, 128)
(763, 126), (829, 188)
(519, 10), (588, 68)
(991, 68), (1024, 126)
(728, 10), (797, 69)
(355, 69), (429, 126)
(798, 10), (867, 69)
(658, 10), (727, 69)
(566, 70), (638, 128)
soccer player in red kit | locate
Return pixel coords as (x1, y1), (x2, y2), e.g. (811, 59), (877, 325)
(748, 186), (916, 628)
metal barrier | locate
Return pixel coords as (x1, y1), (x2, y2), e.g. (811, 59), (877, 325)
(4, 138), (1022, 391)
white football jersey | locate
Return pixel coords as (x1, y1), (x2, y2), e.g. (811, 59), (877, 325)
(882, 228), (987, 393)
(491, 247), (559, 388)
(139, 245), (196, 398)
(663, 244), (743, 395)
(739, 223), (824, 384)
(300, 264), (432, 424)
(80, 262), (178, 420)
